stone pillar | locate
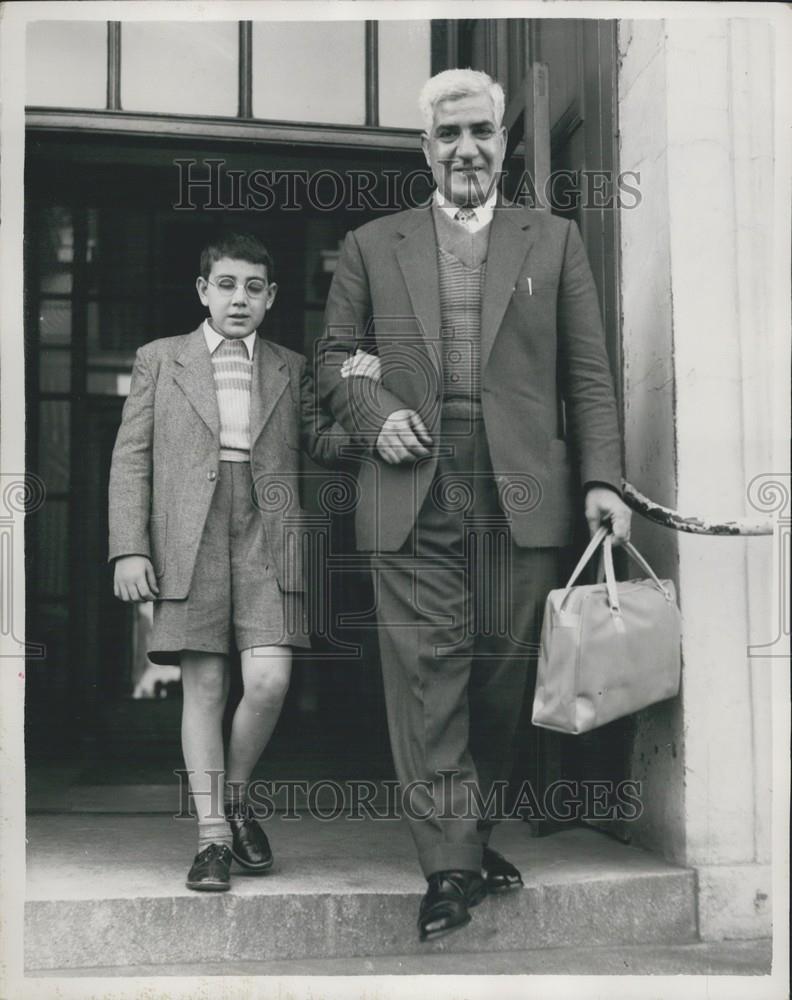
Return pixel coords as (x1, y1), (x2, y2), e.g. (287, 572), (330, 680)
(617, 16), (785, 940)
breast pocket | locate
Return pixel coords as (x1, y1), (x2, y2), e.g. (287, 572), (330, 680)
(512, 282), (556, 299)
(510, 283), (557, 330)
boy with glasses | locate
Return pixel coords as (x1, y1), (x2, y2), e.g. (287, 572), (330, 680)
(109, 232), (347, 891)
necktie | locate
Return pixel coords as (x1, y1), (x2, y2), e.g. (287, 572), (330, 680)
(454, 206), (478, 227)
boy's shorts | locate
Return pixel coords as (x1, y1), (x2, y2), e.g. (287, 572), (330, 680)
(148, 461), (311, 665)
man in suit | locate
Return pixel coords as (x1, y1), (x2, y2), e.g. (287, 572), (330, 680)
(317, 69), (631, 940)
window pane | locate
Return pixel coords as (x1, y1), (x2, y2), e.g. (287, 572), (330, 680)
(86, 369), (132, 397)
(37, 207), (73, 297)
(38, 401), (70, 493)
(534, 20), (581, 129)
(34, 500), (70, 598)
(86, 208), (100, 294)
(87, 333), (135, 396)
(29, 603), (70, 693)
(26, 21), (107, 109)
(86, 209), (152, 352)
(40, 348), (71, 393)
(87, 300), (149, 354)
(92, 211), (150, 298)
(121, 22), (237, 116)
(39, 300), (71, 346)
(252, 22), (365, 125)
(378, 21), (431, 129)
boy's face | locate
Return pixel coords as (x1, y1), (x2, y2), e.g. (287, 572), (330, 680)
(196, 257), (277, 338)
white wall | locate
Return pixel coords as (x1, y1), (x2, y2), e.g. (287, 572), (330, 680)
(617, 15), (787, 941)
(618, 18), (685, 864)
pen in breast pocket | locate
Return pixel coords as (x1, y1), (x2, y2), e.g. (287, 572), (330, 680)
(527, 277), (533, 295)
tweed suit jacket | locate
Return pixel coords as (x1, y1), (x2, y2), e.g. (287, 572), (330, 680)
(108, 326), (341, 598)
(317, 201), (623, 552)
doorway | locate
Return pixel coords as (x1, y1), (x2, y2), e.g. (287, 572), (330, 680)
(24, 22), (629, 832)
(24, 137), (420, 787)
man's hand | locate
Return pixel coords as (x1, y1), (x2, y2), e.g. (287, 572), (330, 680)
(337, 351), (426, 461)
(376, 409), (432, 464)
(585, 486), (632, 545)
(114, 555), (159, 602)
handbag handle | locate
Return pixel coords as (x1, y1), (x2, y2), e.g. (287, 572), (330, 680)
(558, 526), (609, 612)
(563, 525), (609, 589)
(602, 535), (622, 614)
(607, 535), (676, 603)
(560, 526), (675, 612)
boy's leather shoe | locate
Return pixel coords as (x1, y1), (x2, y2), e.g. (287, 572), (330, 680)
(418, 869), (486, 942)
(225, 802), (273, 873)
(185, 843), (232, 892)
(482, 845), (524, 893)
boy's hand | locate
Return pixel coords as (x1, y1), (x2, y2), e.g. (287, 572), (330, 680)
(341, 350), (381, 381)
(113, 555), (159, 602)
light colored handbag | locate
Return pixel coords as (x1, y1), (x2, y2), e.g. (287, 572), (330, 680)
(531, 526), (682, 735)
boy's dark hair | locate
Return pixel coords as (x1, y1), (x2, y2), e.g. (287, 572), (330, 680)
(200, 232), (275, 282)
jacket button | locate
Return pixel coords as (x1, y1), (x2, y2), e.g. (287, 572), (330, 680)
(208, 471), (217, 482)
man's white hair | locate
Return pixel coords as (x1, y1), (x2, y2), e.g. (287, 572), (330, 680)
(418, 68), (505, 132)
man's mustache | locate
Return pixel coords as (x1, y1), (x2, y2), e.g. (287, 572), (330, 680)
(436, 164), (504, 200)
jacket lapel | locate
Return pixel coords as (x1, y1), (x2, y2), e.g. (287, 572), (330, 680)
(480, 204), (537, 372)
(172, 326), (220, 437)
(250, 337), (289, 448)
(394, 202), (538, 376)
(395, 208), (442, 375)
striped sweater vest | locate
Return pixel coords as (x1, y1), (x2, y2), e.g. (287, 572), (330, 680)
(211, 337), (253, 453)
(432, 206), (491, 403)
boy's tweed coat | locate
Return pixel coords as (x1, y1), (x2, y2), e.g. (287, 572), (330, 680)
(109, 327), (338, 598)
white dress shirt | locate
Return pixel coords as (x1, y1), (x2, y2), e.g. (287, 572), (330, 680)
(203, 320), (257, 360)
(434, 188), (498, 233)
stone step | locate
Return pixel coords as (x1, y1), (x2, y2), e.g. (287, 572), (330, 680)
(25, 814), (697, 971)
(27, 939), (774, 979)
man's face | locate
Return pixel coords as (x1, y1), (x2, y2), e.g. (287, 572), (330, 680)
(196, 257), (276, 339)
(421, 93), (507, 207)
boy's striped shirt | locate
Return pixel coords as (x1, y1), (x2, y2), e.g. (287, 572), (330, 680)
(204, 322), (254, 455)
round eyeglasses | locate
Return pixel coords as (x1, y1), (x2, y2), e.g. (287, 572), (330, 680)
(207, 277), (269, 299)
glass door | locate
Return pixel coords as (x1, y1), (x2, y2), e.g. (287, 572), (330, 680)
(24, 151), (397, 787)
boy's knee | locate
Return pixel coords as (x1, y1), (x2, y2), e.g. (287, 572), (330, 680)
(245, 668), (290, 709)
(183, 663), (228, 708)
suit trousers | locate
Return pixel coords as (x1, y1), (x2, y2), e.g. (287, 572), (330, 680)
(372, 409), (559, 877)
